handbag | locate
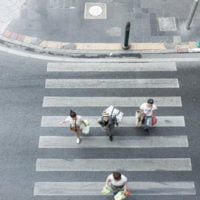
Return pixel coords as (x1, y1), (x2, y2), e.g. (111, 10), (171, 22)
(125, 189), (131, 197)
(81, 120), (90, 135)
(135, 110), (142, 127)
(101, 186), (112, 195)
(152, 116), (157, 126)
(114, 191), (126, 200)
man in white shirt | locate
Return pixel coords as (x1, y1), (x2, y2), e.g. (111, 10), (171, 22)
(140, 98), (157, 131)
(105, 172), (128, 196)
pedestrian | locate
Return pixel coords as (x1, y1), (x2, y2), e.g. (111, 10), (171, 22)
(139, 98), (157, 131)
(105, 172), (128, 197)
(98, 111), (116, 141)
(59, 110), (85, 144)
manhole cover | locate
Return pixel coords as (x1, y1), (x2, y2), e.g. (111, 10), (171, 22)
(84, 3), (107, 19)
(89, 6), (103, 16)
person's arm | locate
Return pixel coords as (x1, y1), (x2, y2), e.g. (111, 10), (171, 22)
(123, 181), (128, 192)
(81, 119), (87, 126)
(105, 176), (111, 187)
(139, 104), (145, 115)
(140, 109), (146, 117)
(59, 118), (69, 125)
(152, 110), (156, 117)
(140, 109), (144, 113)
(152, 105), (157, 117)
(59, 120), (67, 125)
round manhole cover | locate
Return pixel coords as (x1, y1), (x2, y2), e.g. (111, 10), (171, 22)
(89, 5), (103, 16)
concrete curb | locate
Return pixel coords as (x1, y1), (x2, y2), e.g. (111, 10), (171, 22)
(0, 29), (199, 57)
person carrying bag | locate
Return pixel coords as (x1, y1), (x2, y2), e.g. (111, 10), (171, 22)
(139, 98), (158, 132)
(104, 172), (129, 198)
(59, 110), (86, 144)
(98, 106), (123, 141)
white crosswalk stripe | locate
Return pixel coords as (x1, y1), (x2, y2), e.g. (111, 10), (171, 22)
(34, 181), (196, 195)
(36, 158), (192, 171)
(47, 62), (177, 72)
(41, 116), (185, 127)
(43, 96), (182, 107)
(45, 79), (179, 88)
(39, 136), (189, 148)
(34, 61), (196, 197)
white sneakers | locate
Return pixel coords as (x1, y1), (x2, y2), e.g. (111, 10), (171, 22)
(76, 138), (81, 144)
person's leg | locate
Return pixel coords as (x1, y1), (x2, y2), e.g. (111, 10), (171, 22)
(111, 185), (118, 196)
(146, 116), (152, 127)
(108, 127), (114, 141)
(113, 186), (124, 198)
(73, 128), (81, 143)
(105, 128), (112, 141)
(144, 116), (152, 130)
(74, 130), (80, 138)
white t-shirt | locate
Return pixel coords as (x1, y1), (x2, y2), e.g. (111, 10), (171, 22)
(140, 103), (157, 116)
(108, 174), (128, 186)
(65, 115), (82, 127)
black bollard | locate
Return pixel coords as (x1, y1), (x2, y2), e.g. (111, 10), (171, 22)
(123, 22), (131, 50)
(186, 0), (199, 30)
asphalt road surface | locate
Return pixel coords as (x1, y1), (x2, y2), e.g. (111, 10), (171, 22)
(0, 52), (200, 200)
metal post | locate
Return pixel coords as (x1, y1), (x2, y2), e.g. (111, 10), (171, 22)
(123, 22), (131, 50)
(186, 0), (199, 30)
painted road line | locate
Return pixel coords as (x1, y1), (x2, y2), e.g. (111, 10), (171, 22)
(43, 96), (182, 107)
(45, 79), (179, 88)
(39, 136), (188, 148)
(34, 181), (196, 195)
(47, 62), (177, 72)
(36, 158), (192, 171)
(41, 116), (185, 127)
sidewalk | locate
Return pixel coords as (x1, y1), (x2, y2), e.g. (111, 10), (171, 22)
(0, 0), (200, 54)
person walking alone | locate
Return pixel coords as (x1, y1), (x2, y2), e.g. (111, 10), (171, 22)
(105, 172), (128, 196)
(59, 110), (85, 144)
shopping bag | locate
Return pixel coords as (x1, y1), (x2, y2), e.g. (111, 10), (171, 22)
(114, 191), (126, 200)
(135, 110), (142, 127)
(104, 105), (124, 123)
(125, 189), (131, 197)
(152, 116), (157, 126)
(81, 120), (90, 135)
(101, 186), (112, 195)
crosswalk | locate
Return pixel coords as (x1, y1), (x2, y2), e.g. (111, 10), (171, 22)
(45, 78), (179, 88)
(34, 61), (196, 198)
(34, 182), (196, 195)
(43, 96), (182, 107)
(39, 136), (189, 148)
(41, 116), (185, 127)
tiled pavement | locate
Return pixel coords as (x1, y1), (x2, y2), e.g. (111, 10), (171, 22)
(0, 0), (200, 52)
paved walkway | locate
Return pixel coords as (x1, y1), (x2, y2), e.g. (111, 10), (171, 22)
(0, 0), (200, 52)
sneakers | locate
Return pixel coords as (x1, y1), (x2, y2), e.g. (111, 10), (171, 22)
(76, 138), (81, 144)
(109, 135), (113, 141)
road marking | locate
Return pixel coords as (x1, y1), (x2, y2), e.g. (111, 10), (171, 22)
(45, 79), (179, 88)
(39, 136), (188, 148)
(47, 62), (177, 72)
(34, 181), (196, 195)
(36, 158), (192, 171)
(43, 96), (182, 107)
(41, 116), (185, 127)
